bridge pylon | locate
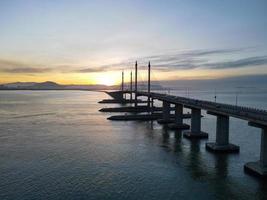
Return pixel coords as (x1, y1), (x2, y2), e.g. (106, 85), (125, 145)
(134, 61), (138, 107)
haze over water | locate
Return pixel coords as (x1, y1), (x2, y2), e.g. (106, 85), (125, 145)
(1, 89), (267, 200)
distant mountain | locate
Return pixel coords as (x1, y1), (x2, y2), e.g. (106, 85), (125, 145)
(0, 81), (121, 90)
(33, 81), (64, 89)
(0, 81), (64, 90)
(0, 81), (164, 90)
(3, 82), (36, 88)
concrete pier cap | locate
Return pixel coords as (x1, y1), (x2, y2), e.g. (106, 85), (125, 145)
(183, 106), (208, 139)
(205, 111), (239, 153)
(244, 122), (267, 178)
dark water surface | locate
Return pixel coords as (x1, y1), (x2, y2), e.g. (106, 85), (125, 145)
(0, 90), (267, 200)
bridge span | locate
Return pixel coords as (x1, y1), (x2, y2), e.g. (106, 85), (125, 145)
(136, 91), (267, 127)
(102, 61), (267, 178)
(124, 90), (267, 177)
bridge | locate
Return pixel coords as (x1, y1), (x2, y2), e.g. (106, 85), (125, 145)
(101, 61), (267, 178)
(136, 91), (267, 127)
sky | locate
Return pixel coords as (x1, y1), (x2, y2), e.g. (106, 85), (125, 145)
(0, 0), (267, 85)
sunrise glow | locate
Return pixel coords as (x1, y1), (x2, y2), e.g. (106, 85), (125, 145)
(0, 0), (266, 85)
(95, 75), (116, 86)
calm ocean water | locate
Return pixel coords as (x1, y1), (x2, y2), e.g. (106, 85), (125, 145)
(0, 90), (267, 200)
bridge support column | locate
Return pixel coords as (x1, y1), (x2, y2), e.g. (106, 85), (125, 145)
(168, 104), (190, 130)
(134, 93), (138, 107)
(151, 98), (154, 114)
(206, 112), (239, 153)
(184, 108), (208, 139)
(244, 123), (267, 177)
(157, 101), (172, 124)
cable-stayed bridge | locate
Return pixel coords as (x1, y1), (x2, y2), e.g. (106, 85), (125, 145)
(99, 61), (267, 178)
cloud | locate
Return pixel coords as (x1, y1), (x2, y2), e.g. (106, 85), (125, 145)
(202, 56), (267, 69)
(0, 59), (73, 74)
(0, 59), (28, 68)
(98, 48), (267, 72)
(1, 67), (52, 73)
(1, 48), (266, 74)
(74, 60), (135, 73)
(0, 59), (53, 74)
(74, 66), (107, 73)
(96, 48), (255, 71)
(140, 48), (243, 61)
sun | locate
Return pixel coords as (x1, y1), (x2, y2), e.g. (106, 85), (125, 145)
(96, 74), (117, 86)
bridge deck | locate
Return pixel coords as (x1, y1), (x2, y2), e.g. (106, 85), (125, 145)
(126, 91), (267, 127)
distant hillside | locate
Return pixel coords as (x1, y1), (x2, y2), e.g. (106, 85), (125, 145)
(2, 82), (36, 87)
(0, 81), (164, 90)
(0, 81), (111, 90)
(0, 81), (64, 90)
(33, 81), (64, 89)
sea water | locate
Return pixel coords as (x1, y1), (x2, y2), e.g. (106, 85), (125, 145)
(0, 90), (267, 200)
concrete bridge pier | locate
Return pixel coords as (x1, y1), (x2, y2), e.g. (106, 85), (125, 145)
(183, 107), (208, 139)
(157, 101), (172, 124)
(206, 112), (239, 153)
(134, 93), (138, 107)
(150, 98), (154, 114)
(168, 104), (190, 130)
(244, 123), (267, 177)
